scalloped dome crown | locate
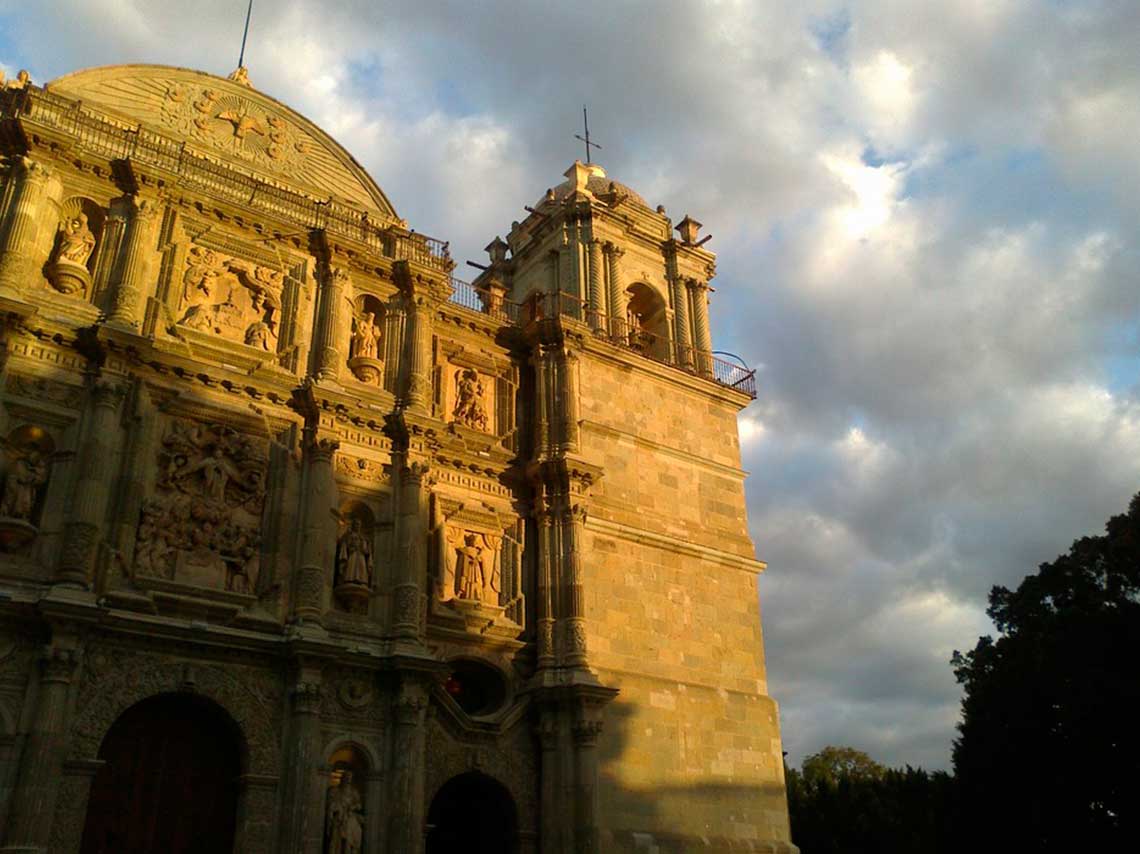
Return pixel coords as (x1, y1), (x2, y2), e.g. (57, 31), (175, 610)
(538, 162), (649, 209)
(46, 64), (397, 219)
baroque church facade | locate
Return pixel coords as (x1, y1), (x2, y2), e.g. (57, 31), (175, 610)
(0, 64), (794, 853)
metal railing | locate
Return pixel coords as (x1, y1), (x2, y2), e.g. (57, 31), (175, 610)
(0, 85), (452, 271)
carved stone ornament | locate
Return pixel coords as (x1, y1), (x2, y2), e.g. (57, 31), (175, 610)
(176, 245), (284, 352)
(160, 81), (311, 170)
(133, 421), (267, 592)
(451, 367), (490, 432)
(0, 425), (53, 550)
(46, 212), (96, 296)
(325, 771), (364, 854)
(347, 310), (384, 385)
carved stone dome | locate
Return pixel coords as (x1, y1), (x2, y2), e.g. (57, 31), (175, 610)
(539, 162), (649, 208)
(46, 64), (398, 220)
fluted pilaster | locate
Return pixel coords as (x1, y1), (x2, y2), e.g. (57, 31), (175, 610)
(0, 157), (53, 295)
(106, 196), (159, 328)
(294, 437), (338, 622)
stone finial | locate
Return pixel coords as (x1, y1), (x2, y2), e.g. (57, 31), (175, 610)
(676, 214), (703, 245)
(228, 66), (252, 87)
(485, 236), (509, 265)
(564, 160), (595, 197)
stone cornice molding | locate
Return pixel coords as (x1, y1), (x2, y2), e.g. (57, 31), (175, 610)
(584, 515), (766, 575)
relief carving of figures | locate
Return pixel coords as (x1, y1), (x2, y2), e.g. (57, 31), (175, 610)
(133, 421), (267, 591)
(336, 519), (373, 588)
(325, 772), (364, 854)
(452, 368), (489, 432)
(177, 246), (283, 351)
(443, 526), (502, 606)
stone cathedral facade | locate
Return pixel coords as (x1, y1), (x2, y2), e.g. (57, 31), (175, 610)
(0, 65), (794, 853)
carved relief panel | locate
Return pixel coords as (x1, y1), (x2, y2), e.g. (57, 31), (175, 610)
(429, 493), (524, 637)
(447, 366), (492, 432)
(133, 419), (267, 593)
(436, 344), (518, 449)
(175, 245), (285, 350)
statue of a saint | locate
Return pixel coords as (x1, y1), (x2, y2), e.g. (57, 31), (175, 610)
(352, 311), (381, 359)
(0, 450), (48, 520)
(55, 214), (97, 267)
(325, 772), (364, 854)
(452, 368), (489, 431)
(336, 519), (373, 587)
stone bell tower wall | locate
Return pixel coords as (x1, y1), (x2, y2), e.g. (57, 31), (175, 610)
(575, 351), (793, 848)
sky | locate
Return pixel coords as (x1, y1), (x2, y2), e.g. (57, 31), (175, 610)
(3, 0), (1139, 771)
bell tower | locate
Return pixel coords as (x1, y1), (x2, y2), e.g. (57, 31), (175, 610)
(473, 161), (795, 851)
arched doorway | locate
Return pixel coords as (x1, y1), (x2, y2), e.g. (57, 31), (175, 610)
(79, 693), (242, 854)
(426, 772), (518, 854)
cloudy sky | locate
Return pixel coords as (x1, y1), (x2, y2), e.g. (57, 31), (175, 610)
(4, 0), (1139, 771)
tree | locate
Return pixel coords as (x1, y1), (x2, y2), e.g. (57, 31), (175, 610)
(952, 492), (1140, 852)
(786, 747), (955, 854)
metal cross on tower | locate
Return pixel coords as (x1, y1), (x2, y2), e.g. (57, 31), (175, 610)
(574, 106), (603, 164)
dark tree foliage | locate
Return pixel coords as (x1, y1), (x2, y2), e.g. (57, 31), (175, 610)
(952, 492), (1140, 853)
(786, 747), (955, 854)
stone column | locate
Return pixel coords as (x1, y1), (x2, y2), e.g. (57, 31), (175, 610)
(314, 266), (349, 381)
(535, 511), (556, 669)
(403, 294), (433, 412)
(556, 348), (580, 453)
(58, 381), (125, 586)
(294, 437), (338, 623)
(536, 707), (562, 853)
(388, 679), (429, 854)
(587, 239), (605, 332)
(280, 676), (323, 854)
(533, 347), (551, 459)
(4, 644), (81, 850)
(392, 462), (428, 641)
(671, 274), (693, 369)
(571, 712), (604, 854)
(563, 504), (588, 668)
(106, 197), (159, 329)
(688, 278), (713, 377)
(0, 157), (53, 296)
(604, 244), (625, 339)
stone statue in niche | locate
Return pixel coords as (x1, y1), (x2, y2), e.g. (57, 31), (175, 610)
(347, 310), (384, 385)
(0, 427), (53, 551)
(46, 212), (97, 296)
(336, 519), (373, 588)
(177, 245), (283, 352)
(325, 772), (364, 854)
(452, 368), (489, 431)
(441, 525), (502, 605)
(132, 421), (267, 592)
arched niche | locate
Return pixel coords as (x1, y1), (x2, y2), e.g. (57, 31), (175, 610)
(79, 692), (244, 854)
(348, 294), (386, 386)
(334, 501), (376, 614)
(46, 196), (105, 300)
(0, 423), (55, 552)
(624, 281), (671, 361)
(324, 743), (370, 854)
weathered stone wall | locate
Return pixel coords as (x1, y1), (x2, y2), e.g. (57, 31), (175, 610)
(577, 353), (793, 848)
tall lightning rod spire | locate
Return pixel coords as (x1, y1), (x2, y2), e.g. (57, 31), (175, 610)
(574, 105), (602, 165)
(237, 0), (255, 70)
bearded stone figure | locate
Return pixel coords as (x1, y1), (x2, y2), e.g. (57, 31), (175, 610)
(336, 519), (373, 587)
(325, 771), (363, 854)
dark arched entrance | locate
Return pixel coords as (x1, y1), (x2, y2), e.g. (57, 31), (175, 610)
(426, 772), (518, 854)
(79, 693), (242, 854)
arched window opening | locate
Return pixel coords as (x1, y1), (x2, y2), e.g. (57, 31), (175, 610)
(623, 282), (670, 362)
